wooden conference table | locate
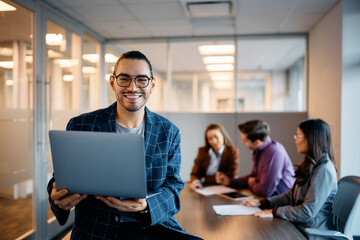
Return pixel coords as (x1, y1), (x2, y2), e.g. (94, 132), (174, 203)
(175, 183), (306, 240)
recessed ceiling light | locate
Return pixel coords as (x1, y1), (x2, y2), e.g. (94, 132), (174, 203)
(82, 66), (97, 74)
(198, 45), (234, 55)
(0, 61), (14, 69)
(63, 75), (74, 82)
(6, 79), (13, 86)
(203, 56), (234, 64)
(210, 72), (233, 81)
(213, 81), (232, 89)
(206, 64), (234, 71)
(0, 1), (16, 11)
(46, 33), (63, 46)
(83, 54), (99, 63)
(105, 53), (118, 63)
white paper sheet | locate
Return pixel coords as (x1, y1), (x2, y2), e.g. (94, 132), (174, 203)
(212, 204), (261, 216)
(195, 185), (236, 196)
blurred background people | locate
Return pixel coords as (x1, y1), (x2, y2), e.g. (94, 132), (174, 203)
(243, 119), (338, 239)
(216, 119), (295, 197)
(190, 123), (239, 191)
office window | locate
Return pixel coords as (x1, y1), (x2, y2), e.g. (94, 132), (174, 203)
(46, 20), (82, 130)
(83, 34), (101, 112)
(105, 47), (120, 106)
(109, 36), (306, 113)
(0, 1), (34, 239)
(236, 37), (306, 112)
(171, 40), (235, 112)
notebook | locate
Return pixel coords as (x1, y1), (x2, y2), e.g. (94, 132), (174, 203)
(49, 130), (147, 199)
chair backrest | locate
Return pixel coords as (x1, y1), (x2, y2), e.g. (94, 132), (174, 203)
(332, 175), (360, 235)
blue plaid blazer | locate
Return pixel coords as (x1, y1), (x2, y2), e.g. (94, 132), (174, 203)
(48, 102), (187, 239)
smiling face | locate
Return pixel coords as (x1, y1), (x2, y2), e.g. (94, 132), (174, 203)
(206, 129), (225, 153)
(110, 58), (155, 113)
(295, 127), (309, 154)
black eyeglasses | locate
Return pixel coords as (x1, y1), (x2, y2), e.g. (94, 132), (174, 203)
(112, 73), (153, 88)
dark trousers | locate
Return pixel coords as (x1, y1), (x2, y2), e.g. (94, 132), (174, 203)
(116, 222), (202, 240)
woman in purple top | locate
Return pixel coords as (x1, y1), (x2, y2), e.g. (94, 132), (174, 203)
(216, 119), (295, 197)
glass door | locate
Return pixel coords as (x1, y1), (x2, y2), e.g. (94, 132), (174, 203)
(0, 1), (35, 239)
(45, 19), (82, 229)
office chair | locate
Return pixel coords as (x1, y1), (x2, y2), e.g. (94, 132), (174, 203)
(305, 175), (360, 240)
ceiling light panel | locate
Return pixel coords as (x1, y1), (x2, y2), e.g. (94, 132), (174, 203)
(203, 56), (234, 64)
(198, 45), (235, 55)
(206, 64), (234, 71)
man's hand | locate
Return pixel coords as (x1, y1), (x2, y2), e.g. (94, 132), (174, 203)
(51, 182), (87, 210)
(247, 177), (257, 186)
(215, 171), (231, 186)
(189, 180), (203, 191)
(96, 196), (148, 212)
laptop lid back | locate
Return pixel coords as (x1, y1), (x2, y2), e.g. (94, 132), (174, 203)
(49, 130), (147, 199)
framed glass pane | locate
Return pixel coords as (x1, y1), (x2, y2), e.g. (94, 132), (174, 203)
(171, 40), (235, 112)
(236, 37), (306, 112)
(0, 0), (34, 238)
(83, 34), (101, 112)
(46, 20), (82, 223)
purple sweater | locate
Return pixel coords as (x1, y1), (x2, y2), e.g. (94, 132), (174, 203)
(230, 138), (295, 197)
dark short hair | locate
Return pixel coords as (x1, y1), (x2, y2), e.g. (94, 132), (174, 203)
(113, 50), (153, 77)
(238, 120), (270, 142)
(204, 123), (233, 150)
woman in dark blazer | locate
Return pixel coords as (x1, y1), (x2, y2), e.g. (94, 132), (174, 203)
(190, 123), (239, 191)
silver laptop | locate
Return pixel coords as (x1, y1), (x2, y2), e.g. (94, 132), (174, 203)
(49, 130), (147, 199)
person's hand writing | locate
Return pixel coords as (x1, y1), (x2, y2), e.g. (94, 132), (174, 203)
(189, 180), (203, 191)
(51, 182), (87, 210)
(215, 171), (230, 186)
(241, 198), (260, 207)
(247, 177), (257, 186)
(253, 209), (273, 218)
(96, 196), (147, 212)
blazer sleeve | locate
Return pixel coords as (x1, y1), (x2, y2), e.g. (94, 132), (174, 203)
(47, 178), (70, 225)
(190, 148), (207, 182)
(145, 129), (185, 227)
(274, 164), (337, 223)
(220, 146), (239, 178)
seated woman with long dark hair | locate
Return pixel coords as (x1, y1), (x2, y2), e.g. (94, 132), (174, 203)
(189, 123), (239, 191)
(242, 119), (337, 239)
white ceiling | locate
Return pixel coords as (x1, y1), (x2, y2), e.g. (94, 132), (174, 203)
(44, 0), (339, 38)
(1, 0), (338, 76)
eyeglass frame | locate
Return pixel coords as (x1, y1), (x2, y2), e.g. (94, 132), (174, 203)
(293, 134), (305, 140)
(112, 73), (153, 88)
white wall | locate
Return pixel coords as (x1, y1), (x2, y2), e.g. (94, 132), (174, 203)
(341, 0), (360, 177)
(308, 2), (342, 176)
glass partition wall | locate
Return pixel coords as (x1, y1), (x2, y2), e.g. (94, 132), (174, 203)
(111, 36), (306, 113)
(0, 1), (34, 239)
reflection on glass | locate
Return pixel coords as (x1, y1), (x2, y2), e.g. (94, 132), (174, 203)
(236, 37), (306, 112)
(0, 1), (34, 238)
(172, 40), (235, 112)
(83, 34), (101, 112)
(46, 20), (82, 226)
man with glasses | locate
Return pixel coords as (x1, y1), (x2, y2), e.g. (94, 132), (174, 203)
(216, 119), (295, 197)
(48, 51), (200, 239)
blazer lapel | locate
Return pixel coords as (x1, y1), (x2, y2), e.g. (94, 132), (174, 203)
(100, 102), (117, 133)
